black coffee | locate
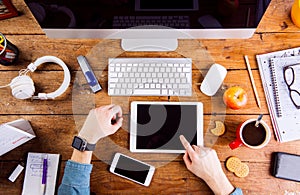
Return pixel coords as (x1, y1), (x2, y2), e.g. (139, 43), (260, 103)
(242, 122), (266, 146)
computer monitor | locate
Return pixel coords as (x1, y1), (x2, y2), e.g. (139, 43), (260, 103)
(25, 0), (270, 51)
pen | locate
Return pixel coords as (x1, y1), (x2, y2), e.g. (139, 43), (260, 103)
(41, 155), (48, 195)
(244, 55), (261, 109)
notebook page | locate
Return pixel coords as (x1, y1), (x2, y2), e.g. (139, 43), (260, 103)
(271, 57), (300, 117)
(270, 57), (300, 142)
(256, 47), (300, 142)
(22, 152), (60, 195)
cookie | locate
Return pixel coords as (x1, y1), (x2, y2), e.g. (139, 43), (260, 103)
(210, 121), (225, 136)
(226, 156), (242, 173)
(234, 163), (249, 178)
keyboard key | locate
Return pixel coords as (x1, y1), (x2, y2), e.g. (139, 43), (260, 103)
(133, 89), (161, 95)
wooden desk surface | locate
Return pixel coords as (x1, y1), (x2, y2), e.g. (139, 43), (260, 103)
(1, 0), (300, 194)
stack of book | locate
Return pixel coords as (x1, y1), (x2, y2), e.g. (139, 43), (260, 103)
(257, 47), (300, 142)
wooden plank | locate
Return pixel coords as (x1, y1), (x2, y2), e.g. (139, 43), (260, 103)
(2, 160), (298, 195)
(2, 33), (300, 72)
(84, 160), (300, 194)
(0, 69), (269, 115)
(256, 0), (300, 33)
(0, 0), (44, 35)
(1, 1), (300, 194)
(1, 115), (299, 163)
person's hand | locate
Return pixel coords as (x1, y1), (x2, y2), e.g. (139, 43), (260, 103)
(180, 135), (221, 180)
(179, 135), (235, 195)
(79, 104), (123, 144)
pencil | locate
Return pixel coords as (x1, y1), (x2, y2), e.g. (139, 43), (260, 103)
(244, 55), (261, 109)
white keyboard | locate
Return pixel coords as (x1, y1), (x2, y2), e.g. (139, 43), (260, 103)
(108, 58), (192, 96)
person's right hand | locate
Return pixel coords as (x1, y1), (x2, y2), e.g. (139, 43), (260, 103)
(180, 135), (222, 180)
(179, 135), (235, 195)
(79, 104), (123, 144)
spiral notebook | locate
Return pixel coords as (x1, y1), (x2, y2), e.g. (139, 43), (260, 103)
(22, 152), (60, 195)
(256, 47), (300, 142)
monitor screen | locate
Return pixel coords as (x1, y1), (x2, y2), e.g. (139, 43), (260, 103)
(25, 0), (270, 49)
(26, 0), (265, 30)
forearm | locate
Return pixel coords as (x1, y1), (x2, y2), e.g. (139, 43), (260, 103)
(71, 149), (93, 164)
(204, 171), (235, 195)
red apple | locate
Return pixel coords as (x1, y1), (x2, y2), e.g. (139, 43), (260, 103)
(223, 86), (247, 110)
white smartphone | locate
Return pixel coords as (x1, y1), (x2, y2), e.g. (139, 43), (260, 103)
(110, 153), (155, 186)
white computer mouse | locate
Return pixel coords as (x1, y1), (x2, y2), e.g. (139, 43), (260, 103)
(200, 63), (227, 96)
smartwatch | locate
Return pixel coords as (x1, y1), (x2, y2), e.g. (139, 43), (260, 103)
(72, 136), (96, 151)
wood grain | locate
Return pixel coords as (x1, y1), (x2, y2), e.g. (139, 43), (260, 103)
(257, 0), (300, 33)
(1, 0), (44, 35)
(0, 69), (268, 115)
(1, 160), (299, 195)
(1, 0), (300, 194)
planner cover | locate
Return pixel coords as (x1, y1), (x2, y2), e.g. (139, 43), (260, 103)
(0, 119), (35, 156)
(256, 47), (300, 142)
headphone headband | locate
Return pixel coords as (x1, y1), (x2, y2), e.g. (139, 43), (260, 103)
(27, 56), (71, 100)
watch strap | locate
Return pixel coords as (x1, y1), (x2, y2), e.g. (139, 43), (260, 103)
(85, 141), (96, 151)
(72, 136), (96, 151)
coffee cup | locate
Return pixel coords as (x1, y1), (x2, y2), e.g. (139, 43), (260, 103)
(229, 118), (271, 150)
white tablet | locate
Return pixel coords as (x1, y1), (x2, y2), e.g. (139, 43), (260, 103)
(130, 101), (203, 153)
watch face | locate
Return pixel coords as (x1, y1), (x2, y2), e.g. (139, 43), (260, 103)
(72, 136), (83, 149)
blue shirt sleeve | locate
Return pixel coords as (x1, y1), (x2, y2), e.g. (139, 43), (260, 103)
(230, 188), (243, 195)
(57, 160), (243, 195)
(58, 160), (93, 195)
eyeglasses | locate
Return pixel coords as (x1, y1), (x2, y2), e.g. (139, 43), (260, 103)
(283, 65), (300, 109)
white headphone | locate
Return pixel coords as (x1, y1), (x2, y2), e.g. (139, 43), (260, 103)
(1, 56), (71, 100)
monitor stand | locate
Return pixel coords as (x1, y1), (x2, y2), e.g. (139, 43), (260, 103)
(121, 38), (178, 51)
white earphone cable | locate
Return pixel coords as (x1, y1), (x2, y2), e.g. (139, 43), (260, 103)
(0, 83), (11, 88)
(0, 69), (29, 88)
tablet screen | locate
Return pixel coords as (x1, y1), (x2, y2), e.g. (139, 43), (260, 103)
(135, 104), (197, 150)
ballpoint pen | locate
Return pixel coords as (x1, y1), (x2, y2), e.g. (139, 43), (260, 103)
(41, 155), (48, 195)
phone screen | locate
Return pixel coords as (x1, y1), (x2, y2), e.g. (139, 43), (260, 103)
(273, 152), (300, 182)
(114, 155), (151, 184)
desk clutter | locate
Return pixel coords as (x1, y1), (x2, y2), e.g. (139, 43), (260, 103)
(257, 47), (300, 143)
(2, 0), (300, 192)
(1, 118), (60, 193)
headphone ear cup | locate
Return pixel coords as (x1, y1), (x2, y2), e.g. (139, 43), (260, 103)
(10, 75), (35, 99)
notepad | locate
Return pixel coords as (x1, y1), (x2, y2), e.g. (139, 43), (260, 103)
(256, 47), (300, 142)
(22, 152), (60, 195)
(0, 119), (35, 156)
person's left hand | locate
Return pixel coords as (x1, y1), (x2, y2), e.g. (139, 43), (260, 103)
(79, 104), (123, 144)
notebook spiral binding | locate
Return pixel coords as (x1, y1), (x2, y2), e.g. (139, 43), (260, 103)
(270, 59), (282, 117)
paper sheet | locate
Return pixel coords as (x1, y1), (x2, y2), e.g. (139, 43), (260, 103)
(257, 47), (300, 142)
(22, 152), (60, 195)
